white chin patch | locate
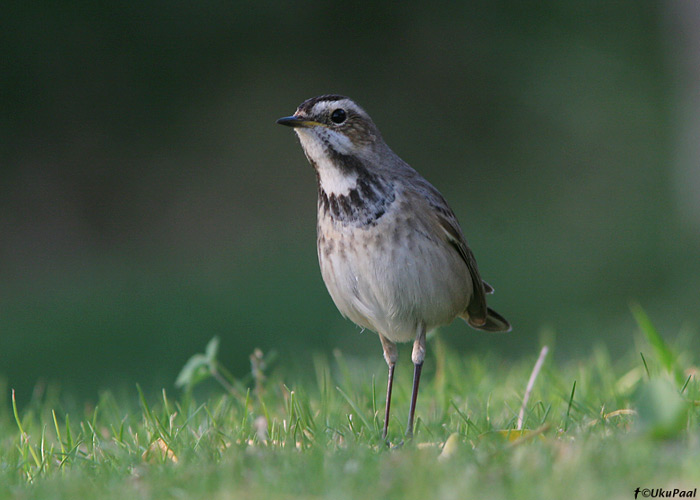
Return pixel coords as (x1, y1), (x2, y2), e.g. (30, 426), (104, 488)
(296, 129), (358, 195)
(318, 162), (358, 195)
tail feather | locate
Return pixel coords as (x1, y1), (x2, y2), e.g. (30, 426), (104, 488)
(463, 307), (511, 333)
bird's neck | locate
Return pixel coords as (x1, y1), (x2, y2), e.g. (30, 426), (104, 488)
(314, 157), (395, 227)
(316, 159), (360, 196)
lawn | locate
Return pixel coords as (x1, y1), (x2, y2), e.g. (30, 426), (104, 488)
(2, 307), (698, 500)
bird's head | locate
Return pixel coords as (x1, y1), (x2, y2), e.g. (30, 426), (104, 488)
(277, 95), (386, 168)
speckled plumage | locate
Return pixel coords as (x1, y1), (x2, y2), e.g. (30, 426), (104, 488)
(278, 95), (510, 439)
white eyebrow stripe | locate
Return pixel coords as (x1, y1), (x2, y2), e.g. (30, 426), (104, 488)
(311, 99), (356, 116)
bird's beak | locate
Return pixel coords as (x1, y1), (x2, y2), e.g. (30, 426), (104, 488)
(276, 115), (321, 128)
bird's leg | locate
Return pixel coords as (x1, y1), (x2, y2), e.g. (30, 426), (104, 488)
(379, 334), (398, 441)
(406, 323), (427, 439)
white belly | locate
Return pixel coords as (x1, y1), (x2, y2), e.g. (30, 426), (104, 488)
(317, 211), (472, 343)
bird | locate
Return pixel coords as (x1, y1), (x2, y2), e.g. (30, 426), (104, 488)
(277, 95), (511, 440)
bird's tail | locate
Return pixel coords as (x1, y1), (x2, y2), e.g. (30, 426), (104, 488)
(462, 307), (512, 333)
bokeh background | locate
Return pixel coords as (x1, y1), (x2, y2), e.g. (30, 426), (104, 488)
(3, 1), (699, 401)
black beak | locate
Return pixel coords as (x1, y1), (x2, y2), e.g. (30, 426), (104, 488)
(276, 115), (315, 128)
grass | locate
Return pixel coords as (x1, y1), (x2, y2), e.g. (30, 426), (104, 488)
(2, 309), (699, 500)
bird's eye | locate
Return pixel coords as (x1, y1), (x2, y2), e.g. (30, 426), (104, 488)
(330, 108), (347, 124)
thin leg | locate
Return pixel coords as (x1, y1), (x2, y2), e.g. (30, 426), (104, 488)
(379, 335), (398, 441)
(406, 323), (427, 438)
(383, 363), (395, 440)
(406, 362), (423, 438)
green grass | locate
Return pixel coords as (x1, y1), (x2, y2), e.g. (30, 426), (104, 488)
(2, 312), (699, 500)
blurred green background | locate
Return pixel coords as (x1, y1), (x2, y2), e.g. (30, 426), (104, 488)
(2, 1), (699, 401)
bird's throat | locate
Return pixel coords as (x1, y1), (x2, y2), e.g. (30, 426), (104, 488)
(317, 169), (395, 227)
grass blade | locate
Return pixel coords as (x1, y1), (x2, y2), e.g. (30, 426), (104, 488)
(337, 386), (372, 435)
(630, 302), (683, 384)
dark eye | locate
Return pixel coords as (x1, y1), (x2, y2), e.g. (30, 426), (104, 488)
(330, 108), (347, 124)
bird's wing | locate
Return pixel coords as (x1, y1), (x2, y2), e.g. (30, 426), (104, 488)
(434, 211), (488, 326)
(404, 173), (493, 327)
